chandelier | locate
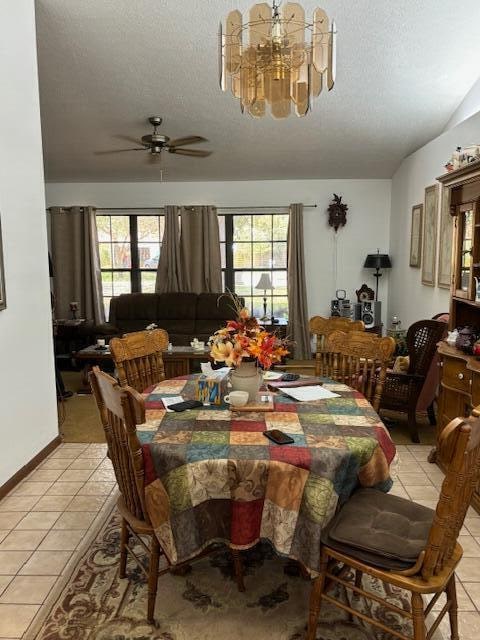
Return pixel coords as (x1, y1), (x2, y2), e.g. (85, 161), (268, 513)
(218, 1), (336, 119)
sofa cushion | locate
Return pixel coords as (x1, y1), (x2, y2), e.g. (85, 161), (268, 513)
(109, 293), (160, 332)
(195, 293), (243, 336)
(322, 488), (434, 570)
(156, 293), (197, 336)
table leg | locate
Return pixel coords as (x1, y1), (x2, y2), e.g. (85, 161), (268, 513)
(77, 363), (93, 395)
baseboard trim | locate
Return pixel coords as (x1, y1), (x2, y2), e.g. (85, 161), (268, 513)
(0, 435), (62, 500)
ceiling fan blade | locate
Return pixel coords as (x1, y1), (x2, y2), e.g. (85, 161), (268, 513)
(168, 148), (212, 158)
(168, 136), (208, 147)
(113, 134), (147, 146)
(94, 148), (147, 155)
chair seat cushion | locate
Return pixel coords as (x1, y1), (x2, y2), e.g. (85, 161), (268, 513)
(322, 488), (434, 571)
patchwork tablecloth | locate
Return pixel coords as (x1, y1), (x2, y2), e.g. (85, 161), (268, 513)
(139, 375), (396, 573)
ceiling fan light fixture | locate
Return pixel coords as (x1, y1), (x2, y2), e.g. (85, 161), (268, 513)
(219, 1), (337, 119)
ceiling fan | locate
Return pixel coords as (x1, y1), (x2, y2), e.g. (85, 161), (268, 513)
(95, 116), (212, 160)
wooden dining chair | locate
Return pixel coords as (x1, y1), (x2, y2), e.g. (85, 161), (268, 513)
(89, 366), (245, 624)
(309, 316), (365, 377)
(109, 328), (169, 392)
(306, 413), (480, 640)
(325, 329), (395, 412)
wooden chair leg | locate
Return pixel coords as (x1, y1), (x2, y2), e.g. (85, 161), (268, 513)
(231, 548), (245, 592)
(446, 575), (459, 640)
(119, 518), (129, 579)
(147, 534), (161, 624)
(306, 554), (328, 640)
(427, 402), (436, 426)
(411, 592), (426, 640)
(408, 406), (420, 443)
(354, 569), (363, 589)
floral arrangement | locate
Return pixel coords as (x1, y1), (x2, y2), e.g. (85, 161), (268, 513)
(209, 297), (289, 369)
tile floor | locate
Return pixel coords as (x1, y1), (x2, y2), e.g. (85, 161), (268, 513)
(0, 442), (116, 639)
(1, 442), (480, 638)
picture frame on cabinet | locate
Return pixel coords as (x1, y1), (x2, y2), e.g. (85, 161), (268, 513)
(437, 185), (454, 289)
(421, 184), (439, 286)
(409, 203), (423, 267)
(0, 215), (6, 310)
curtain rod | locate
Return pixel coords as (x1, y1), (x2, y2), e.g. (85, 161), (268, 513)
(48, 204), (317, 212)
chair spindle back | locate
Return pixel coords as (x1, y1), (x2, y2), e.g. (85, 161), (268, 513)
(309, 316), (365, 377)
(325, 330), (395, 411)
(109, 328), (169, 392)
(406, 320), (447, 378)
(89, 366), (148, 522)
(422, 415), (480, 579)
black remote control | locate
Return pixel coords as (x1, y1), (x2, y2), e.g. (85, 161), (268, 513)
(168, 400), (203, 412)
(280, 373), (300, 382)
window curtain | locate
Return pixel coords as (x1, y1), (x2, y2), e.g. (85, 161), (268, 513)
(287, 203), (310, 359)
(179, 206), (222, 293)
(155, 205), (183, 293)
(50, 206), (105, 324)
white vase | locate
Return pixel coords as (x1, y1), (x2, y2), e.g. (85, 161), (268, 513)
(229, 360), (262, 403)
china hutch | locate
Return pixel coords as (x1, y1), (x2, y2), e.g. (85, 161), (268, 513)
(435, 159), (480, 511)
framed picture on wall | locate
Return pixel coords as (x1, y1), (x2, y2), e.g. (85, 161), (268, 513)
(0, 215), (6, 310)
(409, 204), (423, 267)
(437, 185), (454, 289)
(421, 184), (439, 286)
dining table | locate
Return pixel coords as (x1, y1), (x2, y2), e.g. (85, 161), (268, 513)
(137, 374), (397, 575)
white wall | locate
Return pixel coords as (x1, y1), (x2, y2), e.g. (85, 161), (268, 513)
(46, 179), (392, 322)
(389, 109), (480, 328)
(444, 76), (480, 132)
(0, 1), (58, 485)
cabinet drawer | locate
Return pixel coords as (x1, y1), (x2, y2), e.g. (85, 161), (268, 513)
(442, 359), (472, 393)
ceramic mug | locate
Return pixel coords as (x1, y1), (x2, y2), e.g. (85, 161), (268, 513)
(224, 390), (249, 407)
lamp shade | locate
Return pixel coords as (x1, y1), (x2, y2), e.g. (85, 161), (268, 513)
(364, 253), (392, 269)
(255, 273), (274, 290)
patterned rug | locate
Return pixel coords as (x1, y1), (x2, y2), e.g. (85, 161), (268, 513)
(33, 507), (419, 640)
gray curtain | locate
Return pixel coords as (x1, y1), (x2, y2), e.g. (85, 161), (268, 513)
(287, 203), (310, 359)
(179, 206), (222, 293)
(155, 205), (183, 293)
(50, 206), (105, 324)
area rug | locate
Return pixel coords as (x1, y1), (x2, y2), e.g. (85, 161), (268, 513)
(31, 507), (421, 640)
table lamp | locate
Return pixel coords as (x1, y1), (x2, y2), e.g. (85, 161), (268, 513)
(363, 250), (392, 301)
(255, 273), (273, 321)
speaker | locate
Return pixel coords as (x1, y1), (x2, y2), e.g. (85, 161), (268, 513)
(361, 301), (381, 328)
(353, 303), (362, 321)
(330, 300), (341, 316)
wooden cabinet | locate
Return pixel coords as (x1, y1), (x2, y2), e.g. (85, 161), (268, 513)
(435, 160), (480, 513)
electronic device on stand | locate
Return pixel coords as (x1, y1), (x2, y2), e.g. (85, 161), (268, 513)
(330, 289), (352, 318)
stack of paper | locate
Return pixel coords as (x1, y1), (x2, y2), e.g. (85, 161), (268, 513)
(278, 386), (340, 401)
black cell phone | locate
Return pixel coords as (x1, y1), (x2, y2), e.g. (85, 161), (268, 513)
(168, 400), (203, 412)
(280, 373), (300, 381)
(263, 429), (294, 445)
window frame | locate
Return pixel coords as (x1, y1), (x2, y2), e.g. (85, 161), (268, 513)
(219, 212), (289, 320)
(97, 212), (163, 314)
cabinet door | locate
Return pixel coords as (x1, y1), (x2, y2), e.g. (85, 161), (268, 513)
(454, 203), (476, 299)
(437, 384), (472, 467)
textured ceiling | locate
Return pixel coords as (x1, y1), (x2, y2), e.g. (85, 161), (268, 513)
(36, 0), (480, 182)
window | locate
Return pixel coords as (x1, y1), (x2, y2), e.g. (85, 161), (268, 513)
(96, 214), (164, 316)
(96, 211), (288, 321)
(219, 213), (289, 321)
